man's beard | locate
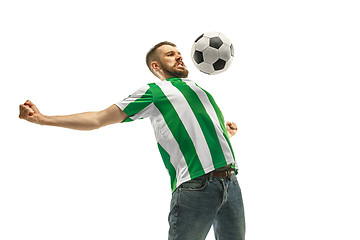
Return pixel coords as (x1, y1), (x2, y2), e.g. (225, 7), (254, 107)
(160, 62), (189, 78)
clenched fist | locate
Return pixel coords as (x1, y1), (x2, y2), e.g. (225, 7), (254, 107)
(226, 121), (238, 138)
(19, 100), (45, 125)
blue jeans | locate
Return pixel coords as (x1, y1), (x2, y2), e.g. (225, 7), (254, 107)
(168, 174), (245, 240)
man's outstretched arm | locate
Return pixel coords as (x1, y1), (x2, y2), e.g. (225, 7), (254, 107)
(19, 100), (128, 130)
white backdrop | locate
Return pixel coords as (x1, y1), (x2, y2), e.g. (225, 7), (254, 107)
(1, 0), (359, 239)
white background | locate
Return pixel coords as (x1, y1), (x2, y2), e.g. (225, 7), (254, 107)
(1, 0), (359, 239)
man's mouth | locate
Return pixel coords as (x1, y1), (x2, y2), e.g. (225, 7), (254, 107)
(175, 61), (185, 68)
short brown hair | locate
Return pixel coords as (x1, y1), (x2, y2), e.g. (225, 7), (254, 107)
(146, 41), (176, 75)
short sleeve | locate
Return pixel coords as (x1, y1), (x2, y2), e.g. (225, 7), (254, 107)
(115, 84), (154, 122)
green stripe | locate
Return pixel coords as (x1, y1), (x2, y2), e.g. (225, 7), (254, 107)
(199, 85), (236, 160)
(157, 143), (177, 192)
(122, 87), (153, 117)
(171, 81), (227, 167)
(149, 83), (205, 178)
(223, 132), (236, 160)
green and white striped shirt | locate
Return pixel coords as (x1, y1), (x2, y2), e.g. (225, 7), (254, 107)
(116, 77), (237, 192)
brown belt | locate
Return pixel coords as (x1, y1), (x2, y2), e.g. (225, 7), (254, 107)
(205, 166), (236, 178)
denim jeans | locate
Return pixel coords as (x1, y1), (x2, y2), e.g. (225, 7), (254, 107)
(168, 174), (245, 240)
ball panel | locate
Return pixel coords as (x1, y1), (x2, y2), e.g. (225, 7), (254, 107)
(230, 44), (234, 57)
(218, 33), (232, 46)
(194, 34), (204, 42)
(226, 56), (233, 67)
(193, 50), (204, 64)
(203, 47), (220, 64)
(198, 62), (215, 74)
(223, 57), (233, 72)
(212, 57), (234, 75)
(219, 44), (232, 61)
(209, 37), (223, 49)
(194, 37), (210, 51)
(213, 59), (226, 71)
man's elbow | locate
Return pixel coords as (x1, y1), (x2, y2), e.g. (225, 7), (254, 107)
(95, 107), (127, 129)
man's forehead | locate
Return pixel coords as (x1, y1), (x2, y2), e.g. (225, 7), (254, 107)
(158, 45), (179, 54)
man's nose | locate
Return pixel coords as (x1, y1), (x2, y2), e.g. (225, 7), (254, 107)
(176, 53), (182, 61)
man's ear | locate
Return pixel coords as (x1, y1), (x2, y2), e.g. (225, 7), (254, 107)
(151, 61), (164, 79)
(151, 61), (161, 72)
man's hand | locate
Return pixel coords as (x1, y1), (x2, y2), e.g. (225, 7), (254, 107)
(19, 100), (46, 125)
(226, 121), (238, 138)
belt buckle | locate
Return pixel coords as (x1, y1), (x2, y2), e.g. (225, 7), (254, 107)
(225, 168), (234, 178)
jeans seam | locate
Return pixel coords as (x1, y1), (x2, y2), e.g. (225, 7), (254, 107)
(174, 190), (181, 232)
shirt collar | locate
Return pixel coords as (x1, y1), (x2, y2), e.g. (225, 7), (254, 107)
(166, 77), (182, 82)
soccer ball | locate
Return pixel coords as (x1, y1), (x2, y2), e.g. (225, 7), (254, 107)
(191, 32), (234, 75)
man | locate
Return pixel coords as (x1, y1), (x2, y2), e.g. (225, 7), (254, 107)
(19, 41), (245, 240)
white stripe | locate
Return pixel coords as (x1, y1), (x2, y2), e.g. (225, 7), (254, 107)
(156, 81), (214, 172)
(184, 80), (235, 165)
(116, 84), (150, 110)
(151, 106), (191, 188)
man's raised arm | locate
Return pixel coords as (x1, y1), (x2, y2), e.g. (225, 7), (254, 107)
(19, 100), (128, 130)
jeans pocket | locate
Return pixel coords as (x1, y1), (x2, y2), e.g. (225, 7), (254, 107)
(179, 178), (208, 191)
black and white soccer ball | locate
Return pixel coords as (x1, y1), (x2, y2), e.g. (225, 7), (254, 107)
(191, 32), (234, 75)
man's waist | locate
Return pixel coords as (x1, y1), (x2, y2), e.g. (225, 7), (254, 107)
(204, 164), (235, 178)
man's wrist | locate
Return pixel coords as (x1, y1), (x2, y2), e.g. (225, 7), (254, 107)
(39, 115), (52, 126)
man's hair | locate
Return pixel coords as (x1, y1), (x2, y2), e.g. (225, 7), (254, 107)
(146, 41), (176, 76)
